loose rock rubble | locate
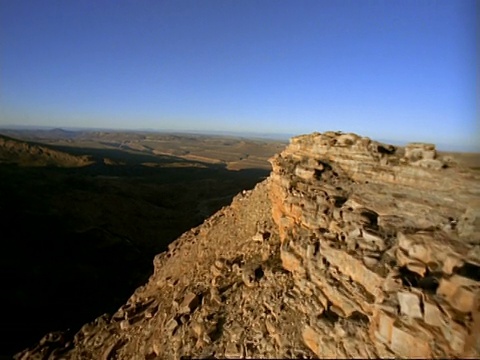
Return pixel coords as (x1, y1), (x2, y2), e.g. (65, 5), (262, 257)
(15, 131), (480, 359)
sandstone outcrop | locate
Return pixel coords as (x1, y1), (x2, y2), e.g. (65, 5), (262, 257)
(15, 131), (480, 359)
(270, 132), (480, 358)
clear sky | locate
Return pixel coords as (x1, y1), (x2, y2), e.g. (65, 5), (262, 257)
(0, 0), (478, 149)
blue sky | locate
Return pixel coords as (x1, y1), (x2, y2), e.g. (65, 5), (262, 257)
(0, 0), (478, 149)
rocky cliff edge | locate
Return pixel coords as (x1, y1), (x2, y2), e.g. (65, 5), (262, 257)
(16, 131), (480, 359)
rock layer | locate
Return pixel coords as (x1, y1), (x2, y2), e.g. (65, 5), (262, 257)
(270, 131), (480, 358)
(15, 131), (480, 359)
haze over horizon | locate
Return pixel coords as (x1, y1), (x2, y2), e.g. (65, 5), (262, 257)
(1, 0), (478, 150)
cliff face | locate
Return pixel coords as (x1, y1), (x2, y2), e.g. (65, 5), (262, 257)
(16, 132), (480, 359)
(270, 132), (480, 358)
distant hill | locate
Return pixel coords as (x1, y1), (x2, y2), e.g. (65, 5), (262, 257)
(0, 127), (83, 141)
(43, 127), (80, 139)
(0, 134), (94, 167)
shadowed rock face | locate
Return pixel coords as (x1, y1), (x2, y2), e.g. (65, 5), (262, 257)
(15, 132), (480, 359)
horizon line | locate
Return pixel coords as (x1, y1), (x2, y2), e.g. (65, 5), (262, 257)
(0, 124), (478, 153)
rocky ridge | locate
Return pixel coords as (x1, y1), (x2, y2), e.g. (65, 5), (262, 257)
(15, 131), (480, 359)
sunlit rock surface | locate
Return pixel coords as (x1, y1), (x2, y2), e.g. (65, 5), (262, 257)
(270, 131), (480, 358)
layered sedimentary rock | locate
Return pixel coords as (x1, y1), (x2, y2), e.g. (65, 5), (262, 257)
(270, 131), (480, 358)
(15, 131), (480, 359)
